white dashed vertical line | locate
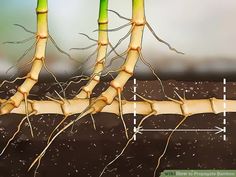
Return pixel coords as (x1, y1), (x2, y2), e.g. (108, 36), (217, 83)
(133, 78), (137, 141)
(223, 78), (226, 141)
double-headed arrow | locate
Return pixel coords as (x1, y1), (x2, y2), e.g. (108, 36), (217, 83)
(137, 126), (225, 135)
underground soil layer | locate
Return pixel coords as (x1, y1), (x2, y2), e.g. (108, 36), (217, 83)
(0, 78), (235, 177)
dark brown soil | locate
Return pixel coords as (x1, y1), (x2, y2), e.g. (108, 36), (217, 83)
(0, 78), (235, 177)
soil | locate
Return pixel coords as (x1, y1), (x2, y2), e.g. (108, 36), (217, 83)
(0, 77), (236, 177)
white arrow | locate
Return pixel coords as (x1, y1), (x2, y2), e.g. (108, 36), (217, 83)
(139, 126), (225, 135)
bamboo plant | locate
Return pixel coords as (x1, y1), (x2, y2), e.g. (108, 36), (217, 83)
(0, 0), (234, 177)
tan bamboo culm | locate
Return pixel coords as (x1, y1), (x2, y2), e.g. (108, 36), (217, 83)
(76, 0), (109, 99)
(0, 0), (48, 115)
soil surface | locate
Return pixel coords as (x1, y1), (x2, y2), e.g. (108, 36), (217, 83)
(0, 78), (236, 177)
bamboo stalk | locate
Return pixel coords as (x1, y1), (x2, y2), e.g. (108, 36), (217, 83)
(0, 0), (48, 115)
(1, 98), (234, 117)
(84, 0), (146, 114)
(76, 0), (109, 99)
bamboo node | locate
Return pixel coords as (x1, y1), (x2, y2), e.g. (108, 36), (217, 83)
(92, 76), (100, 82)
(17, 86), (30, 96)
(129, 46), (140, 51)
(37, 34), (48, 39)
(131, 20), (146, 26)
(96, 60), (105, 65)
(98, 41), (108, 46)
(110, 81), (123, 92)
(121, 66), (134, 76)
(8, 98), (18, 108)
(34, 57), (44, 61)
(36, 9), (48, 14)
(26, 73), (38, 82)
(60, 100), (71, 117)
(97, 20), (108, 24)
(81, 86), (91, 97)
(180, 100), (191, 116)
(31, 101), (39, 115)
(210, 97), (218, 114)
(100, 94), (113, 105)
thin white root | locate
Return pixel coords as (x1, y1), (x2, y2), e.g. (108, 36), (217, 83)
(153, 115), (189, 177)
(118, 89), (129, 139)
(138, 50), (167, 98)
(2, 36), (35, 45)
(145, 22), (184, 54)
(0, 112), (35, 156)
(34, 156), (42, 177)
(90, 114), (96, 131)
(42, 60), (65, 97)
(0, 76), (28, 88)
(98, 113), (154, 177)
(28, 109), (92, 171)
(47, 116), (68, 144)
(99, 135), (134, 177)
(24, 94), (34, 138)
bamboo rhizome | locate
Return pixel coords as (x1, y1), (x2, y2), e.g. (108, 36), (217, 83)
(1, 95), (235, 173)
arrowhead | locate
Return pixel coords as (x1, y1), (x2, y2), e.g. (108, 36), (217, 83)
(134, 127), (143, 134)
(215, 126), (224, 134)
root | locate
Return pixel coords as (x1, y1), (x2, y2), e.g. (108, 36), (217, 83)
(153, 115), (189, 177)
(107, 9), (183, 55)
(28, 108), (92, 171)
(145, 22), (184, 55)
(24, 94), (34, 137)
(78, 33), (97, 42)
(94, 22), (131, 32)
(33, 157), (42, 177)
(49, 35), (79, 63)
(58, 66), (121, 97)
(106, 24), (135, 56)
(99, 135), (134, 177)
(2, 36), (35, 45)
(90, 114), (96, 131)
(13, 24), (35, 34)
(0, 76), (28, 89)
(70, 43), (97, 50)
(105, 49), (129, 70)
(47, 115), (68, 144)
(0, 112), (35, 156)
(138, 50), (167, 98)
(74, 45), (101, 73)
(108, 9), (131, 21)
(6, 38), (39, 75)
(99, 113), (154, 177)
(42, 59), (65, 97)
(117, 89), (129, 139)
(64, 75), (90, 93)
(108, 42), (125, 60)
(71, 27), (130, 81)
(82, 47), (127, 76)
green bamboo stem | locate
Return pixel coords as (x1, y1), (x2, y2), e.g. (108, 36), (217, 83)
(76, 0), (109, 99)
